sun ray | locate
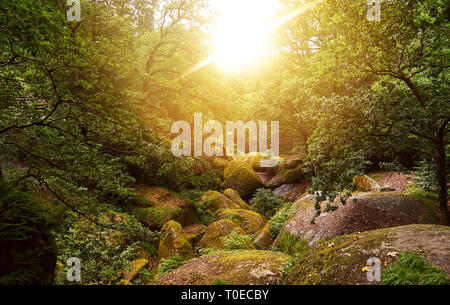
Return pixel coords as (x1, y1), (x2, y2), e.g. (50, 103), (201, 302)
(183, 0), (319, 77)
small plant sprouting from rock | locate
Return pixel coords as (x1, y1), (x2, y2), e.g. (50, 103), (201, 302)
(221, 228), (253, 250)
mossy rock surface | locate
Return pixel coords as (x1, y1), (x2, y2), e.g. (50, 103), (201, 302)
(276, 193), (430, 248)
(241, 153), (282, 172)
(197, 219), (249, 249)
(199, 191), (241, 213)
(253, 223), (273, 249)
(285, 224), (450, 285)
(123, 248), (149, 283)
(158, 221), (194, 260)
(267, 164), (306, 188)
(222, 161), (264, 198)
(272, 183), (309, 202)
(217, 209), (266, 235)
(223, 189), (250, 210)
(156, 250), (290, 285)
(133, 186), (197, 230)
(353, 175), (380, 192)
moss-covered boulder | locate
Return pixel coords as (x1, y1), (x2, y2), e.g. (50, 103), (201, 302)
(353, 175), (380, 192)
(183, 224), (207, 247)
(272, 183), (309, 202)
(267, 164), (305, 188)
(285, 224), (450, 285)
(123, 248), (149, 283)
(253, 223), (273, 249)
(132, 186), (197, 230)
(156, 250), (290, 285)
(223, 189), (250, 209)
(222, 161), (264, 198)
(217, 209), (266, 235)
(158, 221), (194, 260)
(276, 193), (430, 248)
(198, 191), (241, 213)
(241, 153), (282, 172)
(197, 219), (248, 249)
(286, 157), (302, 169)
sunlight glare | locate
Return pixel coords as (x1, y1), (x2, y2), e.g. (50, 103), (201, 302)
(211, 0), (279, 73)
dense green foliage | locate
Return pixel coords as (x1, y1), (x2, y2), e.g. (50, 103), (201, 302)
(250, 188), (283, 219)
(268, 203), (298, 238)
(381, 251), (449, 285)
(220, 228), (253, 250)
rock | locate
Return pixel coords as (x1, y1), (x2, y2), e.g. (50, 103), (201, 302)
(267, 164), (305, 188)
(286, 158), (302, 169)
(123, 257), (149, 283)
(198, 191), (241, 213)
(255, 171), (273, 187)
(217, 209), (266, 234)
(211, 158), (230, 171)
(253, 223), (273, 249)
(241, 153), (283, 172)
(267, 158), (287, 176)
(353, 175), (380, 192)
(379, 186), (396, 192)
(211, 158), (230, 178)
(272, 183), (309, 202)
(223, 189), (250, 210)
(285, 224), (450, 285)
(156, 250), (290, 285)
(197, 219), (250, 249)
(183, 224), (207, 247)
(158, 221), (194, 260)
(275, 193), (430, 248)
(133, 186), (197, 230)
(222, 161), (264, 198)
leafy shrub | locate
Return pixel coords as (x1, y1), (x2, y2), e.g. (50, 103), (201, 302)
(381, 251), (449, 285)
(155, 156), (221, 192)
(250, 188), (282, 219)
(157, 255), (187, 277)
(221, 228), (252, 250)
(268, 203), (298, 238)
(414, 159), (439, 192)
(54, 209), (159, 285)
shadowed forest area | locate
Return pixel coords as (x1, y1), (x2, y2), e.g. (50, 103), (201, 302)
(0, 0), (449, 286)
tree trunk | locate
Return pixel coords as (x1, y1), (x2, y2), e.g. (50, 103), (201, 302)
(435, 130), (449, 225)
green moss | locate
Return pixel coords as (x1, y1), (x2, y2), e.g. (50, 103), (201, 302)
(285, 228), (389, 285)
(223, 189), (250, 209)
(276, 232), (309, 256)
(211, 279), (234, 285)
(268, 203), (299, 238)
(218, 209), (266, 234)
(381, 251), (449, 285)
(158, 221), (194, 260)
(199, 191), (240, 213)
(134, 205), (183, 229)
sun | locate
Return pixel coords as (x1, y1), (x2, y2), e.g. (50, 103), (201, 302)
(210, 0), (279, 73)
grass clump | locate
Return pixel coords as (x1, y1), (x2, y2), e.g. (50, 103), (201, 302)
(157, 255), (187, 277)
(381, 251), (449, 285)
